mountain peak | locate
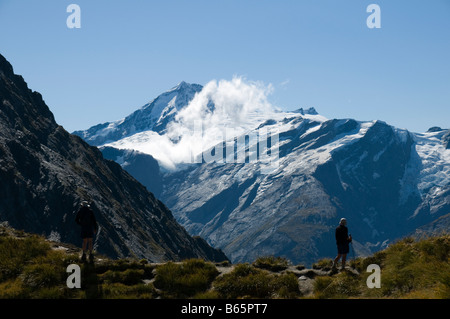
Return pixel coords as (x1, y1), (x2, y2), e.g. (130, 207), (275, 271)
(0, 54), (57, 138)
(73, 82), (204, 145)
(169, 81), (202, 93)
(0, 54), (14, 76)
(293, 107), (318, 115)
(177, 80), (188, 88)
(427, 126), (444, 133)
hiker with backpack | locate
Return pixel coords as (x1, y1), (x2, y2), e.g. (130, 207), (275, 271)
(75, 201), (98, 262)
(332, 218), (352, 270)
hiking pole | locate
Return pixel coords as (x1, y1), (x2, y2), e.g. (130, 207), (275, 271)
(349, 234), (355, 261)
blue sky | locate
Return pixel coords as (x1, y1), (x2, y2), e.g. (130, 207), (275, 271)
(0, 0), (449, 133)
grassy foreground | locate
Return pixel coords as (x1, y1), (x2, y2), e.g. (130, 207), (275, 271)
(0, 225), (448, 299)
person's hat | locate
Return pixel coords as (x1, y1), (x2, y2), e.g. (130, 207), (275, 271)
(340, 218), (347, 226)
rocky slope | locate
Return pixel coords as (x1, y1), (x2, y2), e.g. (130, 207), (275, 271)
(100, 146), (163, 198)
(0, 53), (227, 263)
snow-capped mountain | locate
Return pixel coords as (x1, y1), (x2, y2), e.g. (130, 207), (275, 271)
(159, 118), (449, 265)
(73, 81), (203, 146)
(75, 81), (450, 266)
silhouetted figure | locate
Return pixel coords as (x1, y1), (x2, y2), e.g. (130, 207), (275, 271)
(75, 201), (98, 262)
(333, 218), (352, 270)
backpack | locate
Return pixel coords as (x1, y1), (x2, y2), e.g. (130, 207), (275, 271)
(77, 206), (93, 227)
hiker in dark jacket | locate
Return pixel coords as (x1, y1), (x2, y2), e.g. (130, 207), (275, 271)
(75, 201), (98, 262)
(333, 218), (352, 270)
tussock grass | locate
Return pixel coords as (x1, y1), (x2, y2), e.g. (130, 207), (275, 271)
(313, 235), (450, 299)
(252, 256), (290, 272)
(0, 225), (448, 299)
(213, 263), (300, 299)
(0, 233), (79, 298)
(153, 259), (219, 298)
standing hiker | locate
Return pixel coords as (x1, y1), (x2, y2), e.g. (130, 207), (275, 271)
(75, 201), (98, 262)
(333, 218), (352, 270)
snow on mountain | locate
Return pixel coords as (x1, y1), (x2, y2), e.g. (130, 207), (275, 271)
(414, 130), (450, 193)
(407, 129), (450, 219)
(103, 108), (326, 171)
(74, 79), (450, 265)
(75, 77), (325, 171)
(73, 81), (203, 146)
(159, 116), (449, 265)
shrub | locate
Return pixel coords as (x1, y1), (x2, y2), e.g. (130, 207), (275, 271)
(193, 290), (221, 299)
(214, 264), (271, 298)
(272, 272), (301, 298)
(313, 276), (333, 298)
(101, 282), (156, 299)
(0, 234), (78, 298)
(253, 256), (290, 272)
(312, 258), (333, 270)
(377, 235), (450, 297)
(100, 269), (145, 286)
(313, 271), (361, 299)
(215, 260), (231, 267)
(0, 236), (50, 282)
(213, 263), (300, 299)
(154, 259), (219, 298)
(94, 259), (155, 279)
(295, 264), (306, 271)
(21, 263), (62, 289)
(0, 279), (29, 298)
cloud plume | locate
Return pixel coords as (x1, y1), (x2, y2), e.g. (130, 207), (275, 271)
(108, 77), (279, 170)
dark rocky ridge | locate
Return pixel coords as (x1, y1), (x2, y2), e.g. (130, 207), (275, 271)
(100, 146), (163, 198)
(0, 53), (227, 263)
